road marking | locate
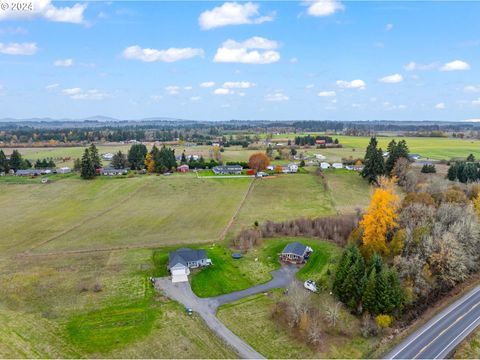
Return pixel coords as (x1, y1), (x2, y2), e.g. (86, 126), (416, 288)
(412, 301), (480, 359)
(432, 313), (480, 359)
(386, 286), (480, 359)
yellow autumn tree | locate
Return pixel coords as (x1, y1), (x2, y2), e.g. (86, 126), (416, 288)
(144, 153), (155, 173)
(360, 177), (399, 258)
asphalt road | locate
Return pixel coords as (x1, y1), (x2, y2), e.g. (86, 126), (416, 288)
(155, 265), (299, 359)
(386, 285), (480, 359)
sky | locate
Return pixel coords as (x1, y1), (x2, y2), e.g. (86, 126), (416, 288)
(0, 0), (479, 121)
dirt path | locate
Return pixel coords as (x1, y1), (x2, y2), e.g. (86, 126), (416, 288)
(218, 178), (256, 241)
(154, 265), (299, 359)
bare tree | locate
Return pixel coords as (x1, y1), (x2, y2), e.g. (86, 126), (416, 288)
(285, 281), (310, 328)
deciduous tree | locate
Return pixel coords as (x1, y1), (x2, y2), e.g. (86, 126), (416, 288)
(249, 152), (270, 172)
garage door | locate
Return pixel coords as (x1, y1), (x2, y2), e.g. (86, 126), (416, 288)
(172, 274), (189, 283)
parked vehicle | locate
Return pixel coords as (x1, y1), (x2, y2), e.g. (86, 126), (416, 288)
(304, 279), (317, 292)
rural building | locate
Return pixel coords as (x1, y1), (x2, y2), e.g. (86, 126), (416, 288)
(315, 139), (326, 145)
(168, 247), (211, 283)
(212, 165), (243, 175)
(266, 165), (275, 171)
(409, 154), (421, 161)
(345, 165), (355, 170)
(177, 164), (189, 173)
(315, 154), (326, 160)
(281, 164), (299, 173)
(58, 167), (71, 174)
(280, 242), (313, 264)
(102, 153), (114, 161)
(332, 163), (343, 169)
(100, 168), (128, 176)
(320, 162), (330, 169)
(15, 169), (43, 176)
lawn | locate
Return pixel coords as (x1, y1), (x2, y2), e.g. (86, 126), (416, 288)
(151, 237), (341, 298)
(230, 173), (336, 235)
(0, 248), (236, 358)
(217, 289), (377, 359)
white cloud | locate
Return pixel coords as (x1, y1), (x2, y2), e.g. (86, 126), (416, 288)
(378, 73), (403, 84)
(184, 86), (193, 90)
(473, 98), (480, 106)
(403, 61), (438, 71)
(54, 58), (74, 67)
(383, 102), (406, 110)
(265, 92), (288, 102)
(199, 2), (274, 30)
(435, 102), (446, 109)
(200, 81), (215, 88)
(165, 85), (181, 95)
(122, 45), (204, 62)
(386, 23), (393, 31)
(62, 87), (110, 100)
(0, 0), (87, 24)
(213, 88), (233, 95)
(440, 60), (471, 72)
(223, 81), (256, 89)
(464, 85), (480, 93)
(289, 57), (298, 64)
(45, 83), (59, 91)
(213, 36), (280, 64)
(318, 90), (336, 97)
(0, 42), (37, 55)
(305, 84), (315, 89)
(304, 0), (345, 17)
(190, 96), (201, 101)
(336, 79), (366, 90)
(0, 26), (27, 35)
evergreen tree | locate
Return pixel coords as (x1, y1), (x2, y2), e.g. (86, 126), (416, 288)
(127, 144), (148, 170)
(89, 144), (102, 169)
(362, 268), (378, 314)
(9, 150), (25, 171)
(80, 149), (96, 179)
(48, 159), (56, 168)
(467, 153), (475, 162)
(376, 269), (391, 314)
(385, 268), (404, 314)
(0, 150), (9, 173)
(181, 151), (187, 164)
(333, 245), (354, 299)
(385, 139), (410, 174)
(111, 151), (127, 169)
(73, 158), (81, 172)
(361, 137), (386, 184)
(463, 163), (478, 182)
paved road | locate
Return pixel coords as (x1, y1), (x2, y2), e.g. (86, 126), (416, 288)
(385, 285), (480, 359)
(154, 265), (299, 359)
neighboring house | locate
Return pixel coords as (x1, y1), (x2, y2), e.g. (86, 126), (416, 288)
(168, 247), (211, 283)
(320, 162), (331, 169)
(315, 154), (326, 160)
(409, 154), (421, 161)
(100, 168), (128, 176)
(58, 167), (71, 174)
(282, 164), (299, 173)
(345, 165), (355, 170)
(102, 153), (114, 161)
(266, 165), (275, 171)
(315, 139), (326, 146)
(177, 164), (189, 173)
(212, 165), (242, 175)
(332, 163), (343, 169)
(354, 165), (365, 171)
(16, 169), (43, 176)
(280, 242), (313, 264)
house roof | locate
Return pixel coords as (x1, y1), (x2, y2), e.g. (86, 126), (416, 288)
(169, 248), (207, 267)
(282, 242), (307, 256)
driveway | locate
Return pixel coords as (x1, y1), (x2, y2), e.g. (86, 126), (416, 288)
(154, 265), (299, 359)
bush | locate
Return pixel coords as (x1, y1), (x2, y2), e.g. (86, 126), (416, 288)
(375, 314), (393, 328)
(421, 164), (436, 173)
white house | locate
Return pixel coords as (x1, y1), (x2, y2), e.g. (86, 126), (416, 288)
(168, 248), (211, 283)
(345, 165), (355, 171)
(282, 164), (299, 173)
(102, 153), (114, 161)
(320, 162), (331, 169)
(332, 163), (343, 169)
(315, 154), (326, 160)
(266, 165), (275, 171)
(58, 167), (71, 174)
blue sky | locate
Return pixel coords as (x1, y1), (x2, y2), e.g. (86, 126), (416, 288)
(0, 0), (479, 121)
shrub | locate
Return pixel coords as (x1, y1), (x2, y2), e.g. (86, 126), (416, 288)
(421, 164), (436, 173)
(375, 314), (392, 328)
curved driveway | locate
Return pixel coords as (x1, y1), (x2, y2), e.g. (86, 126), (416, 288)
(385, 285), (480, 359)
(154, 265), (299, 359)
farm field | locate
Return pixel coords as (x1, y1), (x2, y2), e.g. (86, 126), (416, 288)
(0, 249), (235, 358)
(217, 289), (377, 359)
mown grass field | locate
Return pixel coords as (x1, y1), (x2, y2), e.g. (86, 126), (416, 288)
(217, 289), (377, 359)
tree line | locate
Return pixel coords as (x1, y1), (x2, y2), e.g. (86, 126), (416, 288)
(0, 149), (56, 173)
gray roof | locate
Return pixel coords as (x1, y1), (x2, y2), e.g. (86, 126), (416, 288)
(169, 248), (207, 267)
(213, 165), (242, 170)
(282, 242), (307, 256)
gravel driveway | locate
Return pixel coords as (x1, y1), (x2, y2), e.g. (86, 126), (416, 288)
(154, 265), (299, 359)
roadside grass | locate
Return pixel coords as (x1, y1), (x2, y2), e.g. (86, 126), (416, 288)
(453, 330), (480, 358)
(217, 289), (377, 359)
(0, 248), (236, 358)
(323, 169), (372, 213)
(151, 237), (341, 298)
(230, 173), (336, 234)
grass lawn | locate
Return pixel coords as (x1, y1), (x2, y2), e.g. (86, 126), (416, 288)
(0, 248), (236, 358)
(323, 169), (372, 213)
(217, 289), (377, 359)
(230, 173), (336, 234)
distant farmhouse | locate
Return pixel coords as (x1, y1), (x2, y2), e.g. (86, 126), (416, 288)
(99, 168), (128, 176)
(212, 165), (243, 175)
(281, 164), (299, 173)
(168, 247), (211, 283)
(102, 153), (114, 161)
(280, 242), (313, 264)
(177, 164), (189, 173)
